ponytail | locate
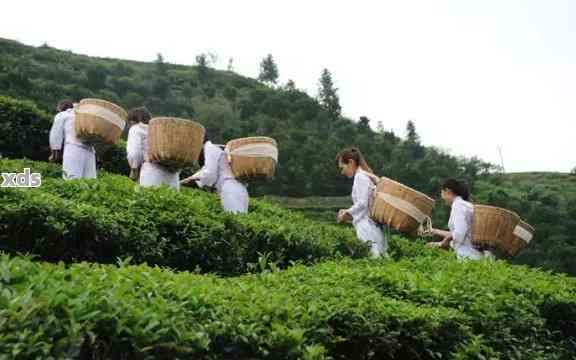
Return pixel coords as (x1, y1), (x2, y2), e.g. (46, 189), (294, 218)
(335, 147), (374, 174)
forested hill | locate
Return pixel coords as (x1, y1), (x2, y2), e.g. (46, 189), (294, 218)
(474, 172), (576, 275)
(0, 36), (495, 197)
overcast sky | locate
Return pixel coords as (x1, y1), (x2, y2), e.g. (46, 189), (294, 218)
(2, 0), (575, 173)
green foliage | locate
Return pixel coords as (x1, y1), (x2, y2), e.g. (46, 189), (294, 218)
(406, 120), (420, 143)
(0, 95), (129, 175)
(258, 54), (279, 85)
(0, 248), (573, 358)
(0, 159), (368, 275)
(0, 95), (51, 161)
(0, 38), (493, 198)
(474, 173), (576, 275)
(317, 68), (341, 122)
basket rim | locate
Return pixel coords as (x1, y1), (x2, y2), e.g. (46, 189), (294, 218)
(149, 117), (205, 131)
(376, 176), (435, 203)
(227, 136), (277, 147)
(473, 204), (520, 219)
(79, 98), (128, 118)
(518, 220), (535, 232)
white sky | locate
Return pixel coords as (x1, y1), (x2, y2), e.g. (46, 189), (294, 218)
(2, 0), (575, 173)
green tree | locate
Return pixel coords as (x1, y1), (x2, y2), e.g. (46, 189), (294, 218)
(406, 120), (420, 143)
(318, 69), (341, 122)
(86, 64), (107, 89)
(196, 54), (210, 84)
(358, 116), (371, 133)
(285, 79), (296, 91)
(258, 54), (279, 85)
(155, 53), (167, 75)
(223, 86), (238, 111)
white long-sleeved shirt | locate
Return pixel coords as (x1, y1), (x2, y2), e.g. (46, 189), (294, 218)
(346, 169), (377, 226)
(49, 109), (91, 150)
(195, 141), (237, 193)
(448, 196), (475, 249)
(126, 123), (149, 169)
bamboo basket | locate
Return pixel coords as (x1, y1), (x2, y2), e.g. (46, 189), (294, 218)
(370, 177), (435, 235)
(225, 137), (278, 180)
(148, 117), (205, 169)
(75, 98), (127, 145)
(504, 220), (534, 257)
(472, 205), (520, 250)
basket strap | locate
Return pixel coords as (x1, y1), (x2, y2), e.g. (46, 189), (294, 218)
(377, 192), (428, 224)
(417, 216), (434, 237)
(76, 104), (126, 130)
(227, 143), (278, 162)
(513, 225), (533, 243)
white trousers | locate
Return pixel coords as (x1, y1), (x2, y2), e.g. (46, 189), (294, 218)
(354, 218), (388, 257)
(219, 179), (249, 214)
(453, 244), (484, 261)
(140, 162), (181, 190)
(62, 143), (96, 180)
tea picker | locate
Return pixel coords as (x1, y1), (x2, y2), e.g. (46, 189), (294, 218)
(50, 98), (127, 180)
(181, 136), (277, 214)
(336, 147), (388, 258)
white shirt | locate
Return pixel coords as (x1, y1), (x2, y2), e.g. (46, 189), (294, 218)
(49, 109), (93, 150)
(448, 196), (476, 250)
(346, 169), (377, 226)
(126, 123), (149, 169)
(195, 141), (238, 193)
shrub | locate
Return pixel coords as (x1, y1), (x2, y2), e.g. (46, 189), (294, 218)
(0, 95), (128, 175)
(0, 254), (573, 359)
(0, 158), (368, 275)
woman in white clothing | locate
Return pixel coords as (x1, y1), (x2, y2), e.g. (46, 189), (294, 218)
(126, 107), (181, 190)
(336, 147), (387, 257)
(427, 178), (484, 260)
(181, 138), (249, 214)
(49, 100), (97, 180)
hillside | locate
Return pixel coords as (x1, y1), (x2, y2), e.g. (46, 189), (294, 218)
(0, 159), (575, 358)
(269, 172), (576, 276)
(1, 37), (575, 277)
(474, 172), (576, 274)
(0, 36), (495, 198)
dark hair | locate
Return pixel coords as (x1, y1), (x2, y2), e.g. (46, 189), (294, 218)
(203, 126), (217, 144)
(441, 178), (470, 201)
(335, 147), (374, 174)
(57, 100), (74, 112)
(128, 107), (152, 124)
(197, 147), (206, 167)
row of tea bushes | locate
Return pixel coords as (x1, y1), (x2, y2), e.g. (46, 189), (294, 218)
(0, 253), (574, 359)
(0, 158), (368, 275)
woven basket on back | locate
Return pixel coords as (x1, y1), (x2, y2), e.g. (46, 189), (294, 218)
(225, 137), (278, 179)
(370, 177), (435, 235)
(75, 98), (127, 145)
(148, 117), (205, 169)
(472, 205), (520, 250)
(504, 220), (534, 257)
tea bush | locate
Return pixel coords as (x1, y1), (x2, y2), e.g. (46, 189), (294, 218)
(0, 96), (129, 175)
(0, 158), (368, 275)
(0, 254), (573, 359)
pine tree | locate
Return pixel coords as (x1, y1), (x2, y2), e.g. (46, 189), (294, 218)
(318, 68), (341, 121)
(196, 54), (210, 84)
(258, 54), (279, 85)
(406, 120), (420, 143)
(155, 53), (166, 75)
(285, 79), (296, 91)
